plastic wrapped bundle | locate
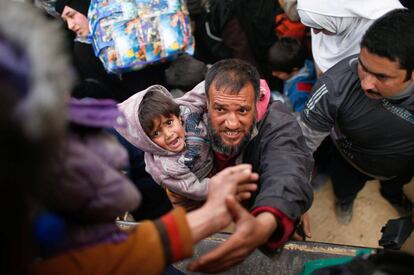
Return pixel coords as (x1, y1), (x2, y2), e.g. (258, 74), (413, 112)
(89, 0), (194, 74)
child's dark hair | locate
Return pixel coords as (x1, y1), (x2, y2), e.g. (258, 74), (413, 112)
(268, 37), (307, 73)
(138, 88), (181, 136)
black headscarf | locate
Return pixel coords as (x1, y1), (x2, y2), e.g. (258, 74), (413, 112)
(234, 0), (282, 77)
(55, 0), (90, 16)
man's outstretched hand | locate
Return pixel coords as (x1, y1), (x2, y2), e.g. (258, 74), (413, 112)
(187, 196), (277, 273)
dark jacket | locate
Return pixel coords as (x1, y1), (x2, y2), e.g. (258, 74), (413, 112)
(244, 101), (314, 219)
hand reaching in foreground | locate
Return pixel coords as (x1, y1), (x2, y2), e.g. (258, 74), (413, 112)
(186, 164), (259, 244)
(187, 196), (277, 273)
(204, 164), (259, 226)
(235, 182), (258, 202)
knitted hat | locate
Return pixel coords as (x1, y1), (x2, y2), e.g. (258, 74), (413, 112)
(55, 0), (90, 16)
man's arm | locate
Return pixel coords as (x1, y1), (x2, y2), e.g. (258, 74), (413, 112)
(188, 102), (314, 273)
(298, 78), (339, 152)
(296, 115), (330, 153)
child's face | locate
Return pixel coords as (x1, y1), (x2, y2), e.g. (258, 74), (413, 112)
(150, 115), (185, 153)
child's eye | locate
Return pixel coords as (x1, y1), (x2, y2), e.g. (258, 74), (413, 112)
(153, 131), (160, 137)
(166, 119), (174, 125)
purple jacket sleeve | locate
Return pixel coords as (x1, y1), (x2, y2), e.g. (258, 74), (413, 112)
(47, 134), (141, 222)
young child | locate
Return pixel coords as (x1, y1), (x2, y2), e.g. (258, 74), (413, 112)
(116, 81), (271, 210)
(268, 37), (316, 112)
(116, 84), (212, 210)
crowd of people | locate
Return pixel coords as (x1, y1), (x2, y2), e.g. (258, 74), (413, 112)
(1, 0), (414, 274)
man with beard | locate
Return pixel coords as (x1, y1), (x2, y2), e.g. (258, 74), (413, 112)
(297, 9), (414, 224)
(187, 59), (314, 273)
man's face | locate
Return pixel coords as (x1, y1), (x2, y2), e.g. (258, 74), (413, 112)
(358, 47), (414, 99)
(61, 6), (90, 38)
(207, 82), (256, 156)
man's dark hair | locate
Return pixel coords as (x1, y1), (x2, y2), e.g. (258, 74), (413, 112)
(268, 37), (307, 73)
(361, 8), (414, 81)
(205, 59), (260, 102)
(138, 88), (180, 136)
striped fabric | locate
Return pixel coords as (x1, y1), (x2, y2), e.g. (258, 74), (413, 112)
(154, 207), (193, 263)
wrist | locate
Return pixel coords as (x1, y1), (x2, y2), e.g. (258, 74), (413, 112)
(255, 212), (278, 245)
(186, 203), (229, 244)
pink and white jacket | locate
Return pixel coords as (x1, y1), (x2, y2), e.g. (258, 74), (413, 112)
(116, 80), (271, 200)
(116, 84), (213, 200)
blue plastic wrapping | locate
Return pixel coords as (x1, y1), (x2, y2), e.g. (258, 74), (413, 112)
(88, 0), (194, 74)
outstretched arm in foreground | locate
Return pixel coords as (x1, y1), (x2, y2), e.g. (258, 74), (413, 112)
(30, 164), (258, 275)
(187, 164), (259, 243)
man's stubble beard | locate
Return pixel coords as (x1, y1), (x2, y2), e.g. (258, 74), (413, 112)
(206, 115), (255, 157)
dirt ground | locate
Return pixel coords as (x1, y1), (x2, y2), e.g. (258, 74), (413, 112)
(308, 177), (414, 251)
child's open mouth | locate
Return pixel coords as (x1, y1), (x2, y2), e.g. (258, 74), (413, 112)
(168, 137), (183, 151)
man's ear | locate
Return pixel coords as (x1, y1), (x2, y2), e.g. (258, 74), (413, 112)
(411, 70), (414, 81)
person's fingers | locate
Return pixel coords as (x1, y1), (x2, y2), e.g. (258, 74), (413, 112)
(187, 227), (249, 273)
(235, 192), (251, 202)
(190, 253), (246, 273)
(299, 213), (311, 238)
(187, 237), (242, 272)
(226, 195), (250, 221)
(291, 232), (304, 241)
(187, 197), (255, 272)
(215, 166), (257, 185)
(302, 214), (312, 238)
(226, 171), (259, 188)
(236, 183), (257, 193)
(221, 164), (252, 176)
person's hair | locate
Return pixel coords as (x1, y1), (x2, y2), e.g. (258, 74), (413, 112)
(205, 59), (260, 102)
(268, 37), (307, 73)
(361, 9), (414, 81)
(165, 54), (207, 91)
(138, 88), (181, 136)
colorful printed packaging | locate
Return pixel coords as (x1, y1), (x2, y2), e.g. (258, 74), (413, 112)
(89, 0), (194, 74)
